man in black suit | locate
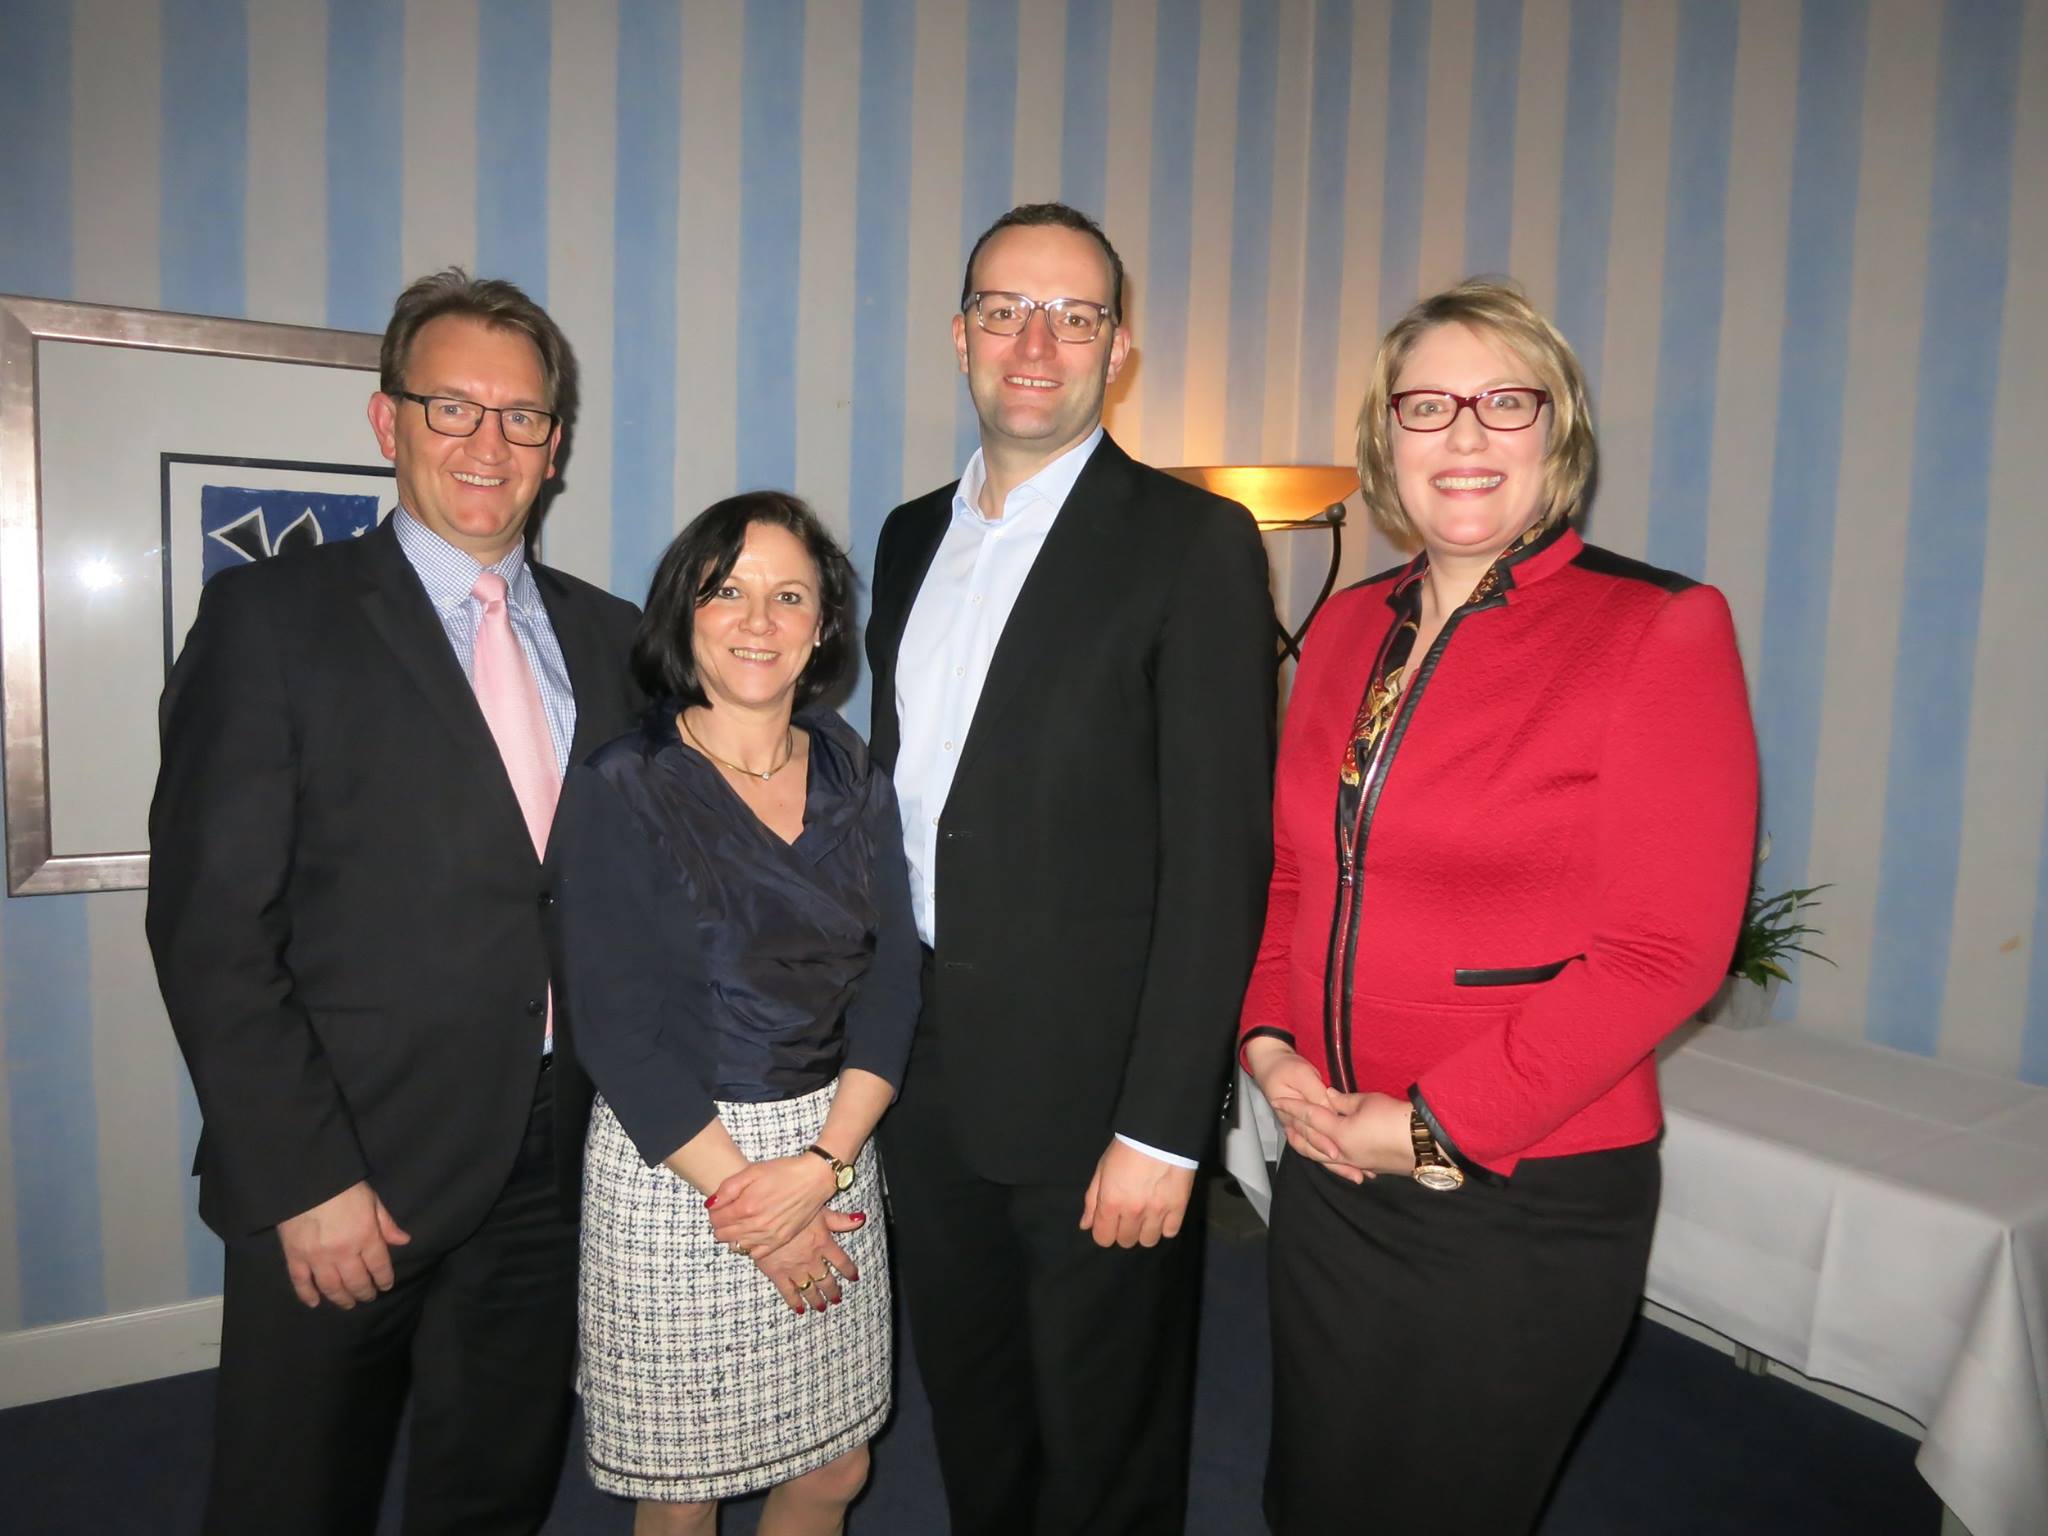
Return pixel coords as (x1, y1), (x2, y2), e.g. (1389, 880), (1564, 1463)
(147, 270), (641, 1535)
(866, 203), (1275, 1535)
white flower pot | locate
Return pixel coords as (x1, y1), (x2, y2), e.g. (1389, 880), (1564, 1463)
(1697, 975), (1780, 1029)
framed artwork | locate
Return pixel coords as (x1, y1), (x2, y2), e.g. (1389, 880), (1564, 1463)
(1, 294), (384, 895)
(160, 454), (392, 672)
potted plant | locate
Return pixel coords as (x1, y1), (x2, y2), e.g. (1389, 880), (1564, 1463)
(1700, 865), (1835, 1028)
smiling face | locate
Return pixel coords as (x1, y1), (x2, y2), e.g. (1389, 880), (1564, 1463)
(367, 313), (559, 562)
(952, 223), (1131, 467)
(690, 520), (824, 718)
(1390, 322), (1552, 564)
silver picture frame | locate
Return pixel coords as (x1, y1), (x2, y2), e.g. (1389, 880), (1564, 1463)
(1, 295), (382, 895)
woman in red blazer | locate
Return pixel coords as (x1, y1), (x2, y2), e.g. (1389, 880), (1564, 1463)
(1240, 279), (1758, 1534)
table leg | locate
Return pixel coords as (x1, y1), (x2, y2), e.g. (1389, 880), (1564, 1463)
(1732, 1343), (1772, 1377)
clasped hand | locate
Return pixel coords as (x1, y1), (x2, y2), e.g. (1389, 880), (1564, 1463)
(750, 1211), (864, 1314)
(1248, 1043), (1414, 1183)
(706, 1152), (842, 1255)
(275, 1179), (412, 1309)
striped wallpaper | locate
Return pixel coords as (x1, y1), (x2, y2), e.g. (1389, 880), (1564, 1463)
(0, 0), (2042, 1343)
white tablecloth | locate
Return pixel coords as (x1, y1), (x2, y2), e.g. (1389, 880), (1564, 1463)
(1649, 1022), (2048, 1536)
(1222, 1025), (2048, 1534)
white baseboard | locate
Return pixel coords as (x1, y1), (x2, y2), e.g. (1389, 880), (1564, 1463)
(0, 1296), (222, 1409)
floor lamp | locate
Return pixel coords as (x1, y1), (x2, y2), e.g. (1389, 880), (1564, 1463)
(1160, 464), (1358, 666)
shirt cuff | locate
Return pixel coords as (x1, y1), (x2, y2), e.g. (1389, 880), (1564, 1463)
(1114, 1133), (1199, 1171)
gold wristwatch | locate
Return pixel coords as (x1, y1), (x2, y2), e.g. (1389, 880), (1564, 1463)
(807, 1143), (855, 1193)
(1409, 1108), (1465, 1192)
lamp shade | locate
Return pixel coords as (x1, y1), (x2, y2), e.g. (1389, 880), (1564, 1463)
(1161, 464), (1358, 528)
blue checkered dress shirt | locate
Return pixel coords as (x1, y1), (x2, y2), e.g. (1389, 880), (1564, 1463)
(392, 508), (576, 774)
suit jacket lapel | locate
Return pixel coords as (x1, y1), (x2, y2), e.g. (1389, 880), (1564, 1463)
(354, 517), (535, 853)
(868, 498), (950, 766)
(951, 434), (1136, 783)
(533, 564), (615, 766)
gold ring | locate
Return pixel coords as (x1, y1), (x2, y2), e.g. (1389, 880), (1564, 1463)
(795, 1275), (813, 1291)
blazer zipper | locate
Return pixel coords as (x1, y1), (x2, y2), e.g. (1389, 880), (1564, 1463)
(1323, 592), (1506, 1093)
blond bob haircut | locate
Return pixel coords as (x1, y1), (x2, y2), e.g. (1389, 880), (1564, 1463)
(1355, 278), (1597, 547)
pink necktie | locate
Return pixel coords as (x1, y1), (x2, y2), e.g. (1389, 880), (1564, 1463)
(471, 570), (560, 856)
(472, 570), (560, 1048)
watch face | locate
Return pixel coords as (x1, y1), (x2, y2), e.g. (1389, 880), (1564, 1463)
(1414, 1162), (1465, 1192)
(835, 1163), (855, 1192)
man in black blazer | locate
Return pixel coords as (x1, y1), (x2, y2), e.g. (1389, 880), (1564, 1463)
(866, 203), (1274, 1535)
(147, 271), (641, 1535)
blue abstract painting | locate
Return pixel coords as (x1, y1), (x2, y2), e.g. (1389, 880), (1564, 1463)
(199, 484), (380, 581)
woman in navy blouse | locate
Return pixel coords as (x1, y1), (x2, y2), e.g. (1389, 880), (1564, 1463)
(550, 491), (919, 1533)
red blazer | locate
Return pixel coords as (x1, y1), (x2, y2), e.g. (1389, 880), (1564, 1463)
(1238, 523), (1758, 1176)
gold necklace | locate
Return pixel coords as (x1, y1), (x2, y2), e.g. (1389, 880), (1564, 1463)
(679, 711), (795, 782)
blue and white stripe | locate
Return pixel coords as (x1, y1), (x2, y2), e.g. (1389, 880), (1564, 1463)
(1, 0), (2044, 1349)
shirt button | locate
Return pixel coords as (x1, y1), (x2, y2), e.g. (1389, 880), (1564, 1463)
(971, 594), (983, 605)
(932, 816), (941, 827)
(954, 666), (965, 677)
(943, 740), (954, 752)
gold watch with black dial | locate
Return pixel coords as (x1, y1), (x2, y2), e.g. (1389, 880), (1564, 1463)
(807, 1143), (855, 1193)
(1409, 1108), (1465, 1192)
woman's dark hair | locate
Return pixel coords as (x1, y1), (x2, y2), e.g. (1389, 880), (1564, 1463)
(631, 491), (857, 712)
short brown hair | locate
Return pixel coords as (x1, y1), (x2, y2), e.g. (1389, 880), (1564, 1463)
(960, 202), (1126, 322)
(1355, 278), (1597, 545)
(378, 268), (578, 426)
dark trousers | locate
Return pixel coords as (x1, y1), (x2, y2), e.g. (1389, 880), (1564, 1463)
(880, 961), (1202, 1536)
(204, 1069), (579, 1536)
(1265, 1139), (1661, 1536)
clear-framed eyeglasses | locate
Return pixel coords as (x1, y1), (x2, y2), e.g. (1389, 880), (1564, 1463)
(963, 292), (1115, 344)
(1388, 388), (1550, 433)
(393, 391), (559, 447)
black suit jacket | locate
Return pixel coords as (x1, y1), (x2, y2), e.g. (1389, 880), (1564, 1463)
(866, 432), (1275, 1184)
(146, 516), (642, 1255)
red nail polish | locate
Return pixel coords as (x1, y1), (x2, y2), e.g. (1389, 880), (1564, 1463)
(851, 1211), (867, 1224)
(704, 1195), (718, 1208)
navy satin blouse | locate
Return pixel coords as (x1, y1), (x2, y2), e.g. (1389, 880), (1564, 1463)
(551, 704), (921, 1167)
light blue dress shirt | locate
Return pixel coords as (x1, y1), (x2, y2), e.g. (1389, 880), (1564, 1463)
(892, 429), (1194, 1172)
(392, 508), (576, 775)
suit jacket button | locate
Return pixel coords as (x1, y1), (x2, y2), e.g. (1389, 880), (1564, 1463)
(537, 892), (555, 908)
(525, 998), (544, 1017)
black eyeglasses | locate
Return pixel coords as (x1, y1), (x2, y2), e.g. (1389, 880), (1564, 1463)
(963, 292), (1115, 343)
(1389, 388), (1550, 432)
(393, 392), (558, 447)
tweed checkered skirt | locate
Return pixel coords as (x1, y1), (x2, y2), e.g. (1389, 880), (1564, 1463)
(579, 1082), (892, 1502)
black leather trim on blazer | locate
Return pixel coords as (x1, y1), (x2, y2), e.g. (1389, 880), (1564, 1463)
(1568, 542), (1698, 594)
(1453, 956), (1581, 987)
(1328, 583), (1503, 1090)
(1408, 1085), (1506, 1186)
(1238, 1025), (1296, 1072)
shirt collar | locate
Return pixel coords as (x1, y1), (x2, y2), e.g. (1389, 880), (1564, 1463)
(1386, 518), (1580, 612)
(392, 506), (541, 615)
(951, 425), (1105, 529)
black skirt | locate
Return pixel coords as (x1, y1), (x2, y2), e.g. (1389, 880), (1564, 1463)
(1264, 1139), (1660, 1535)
